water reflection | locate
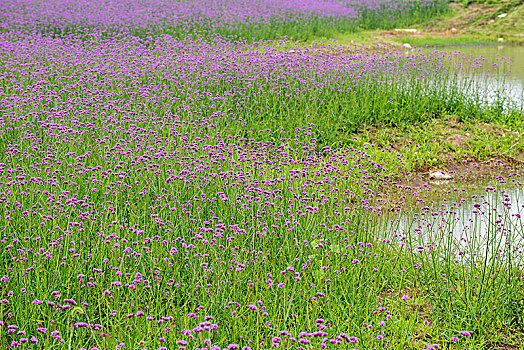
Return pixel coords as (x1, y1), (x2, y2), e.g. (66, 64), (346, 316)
(377, 181), (524, 260)
(421, 45), (524, 109)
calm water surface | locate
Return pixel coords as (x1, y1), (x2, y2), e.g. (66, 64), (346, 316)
(423, 45), (524, 108)
(377, 179), (524, 259)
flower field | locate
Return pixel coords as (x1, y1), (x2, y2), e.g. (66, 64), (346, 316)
(1, 1), (524, 349)
(1, 0), (448, 39)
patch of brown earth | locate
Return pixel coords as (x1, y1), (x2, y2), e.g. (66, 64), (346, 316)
(362, 119), (522, 186)
(486, 343), (520, 350)
(445, 133), (470, 147)
(420, 157), (519, 181)
(479, 123), (520, 137)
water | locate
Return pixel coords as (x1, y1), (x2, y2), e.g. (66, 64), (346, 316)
(422, 45), (524, 109)
(377, 179), (524, 260)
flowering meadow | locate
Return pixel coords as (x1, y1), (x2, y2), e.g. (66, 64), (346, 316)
(2, 1), (524, 349)
(1, 0), (448, 39)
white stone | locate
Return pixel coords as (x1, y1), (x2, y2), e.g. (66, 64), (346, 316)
(429, 171), (453, 180)
(395, 28), (419, 33)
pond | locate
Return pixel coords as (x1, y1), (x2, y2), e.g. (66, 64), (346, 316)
(420, 44), (524, 109)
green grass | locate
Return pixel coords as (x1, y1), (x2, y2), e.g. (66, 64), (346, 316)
(391, 35), (498, 47)
(355, 115), (524, 172)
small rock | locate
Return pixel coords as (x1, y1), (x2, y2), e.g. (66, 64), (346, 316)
(429, 171), (453, 181)
(394, 28), (419, 33)
(402, 43), (413, 50)
(497, 13), (507, 18)
(445, 133), (469, 147)
(451, 28), (457, 32)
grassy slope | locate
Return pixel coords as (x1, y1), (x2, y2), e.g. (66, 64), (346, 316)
(312, 0), (524, 47)
(447, 0), (523, 39)
(417, 0), (524, 43)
